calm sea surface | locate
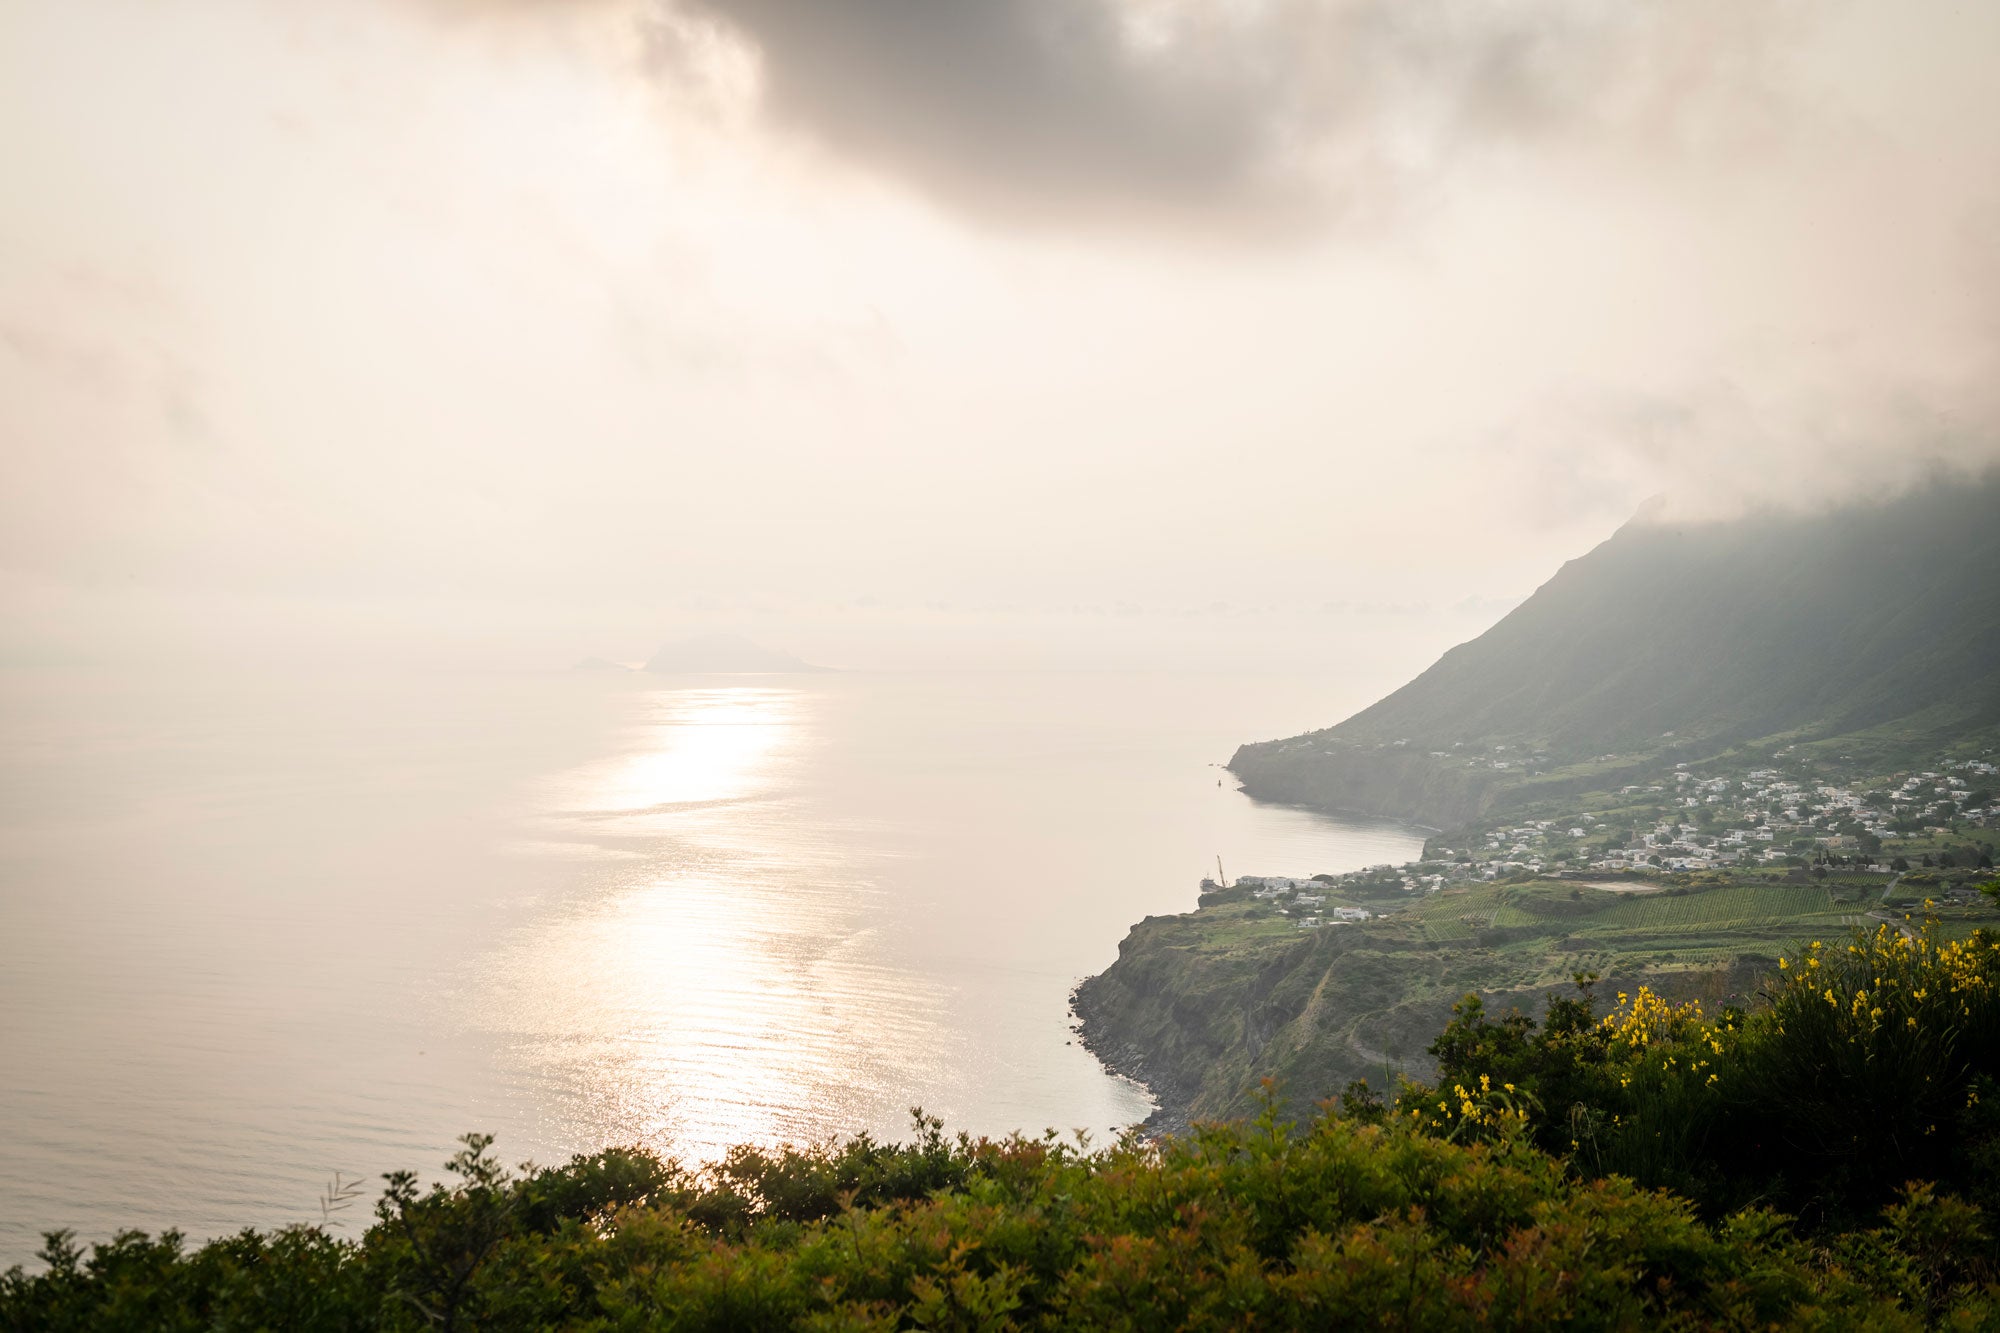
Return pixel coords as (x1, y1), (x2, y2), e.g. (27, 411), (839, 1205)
(0, 668), (1424, 1264)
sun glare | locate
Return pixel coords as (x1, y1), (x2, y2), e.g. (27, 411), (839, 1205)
(584, 686), (797, 814)
(477, 683), (952, 1160)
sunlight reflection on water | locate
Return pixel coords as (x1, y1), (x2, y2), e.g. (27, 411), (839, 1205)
(577, 688), (795, 814)
(478, 685), (954, 1161)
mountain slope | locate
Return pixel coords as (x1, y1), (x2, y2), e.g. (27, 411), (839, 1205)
(1231, 475), (2000, 826)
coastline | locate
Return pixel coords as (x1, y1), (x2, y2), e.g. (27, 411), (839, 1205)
(1069, 979), (1194, 1139)
(1068, 809), (1436, 1137)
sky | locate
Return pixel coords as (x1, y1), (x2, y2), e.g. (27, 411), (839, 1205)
(2, 0), (1997, 675)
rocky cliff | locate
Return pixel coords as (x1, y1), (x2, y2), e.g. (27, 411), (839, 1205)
(1075, 886), (1783, 1129)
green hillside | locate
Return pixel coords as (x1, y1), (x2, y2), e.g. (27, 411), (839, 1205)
(1230, 474), (2000, 826)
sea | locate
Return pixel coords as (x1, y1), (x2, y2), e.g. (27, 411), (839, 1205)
(0, 667), (1426, 1265)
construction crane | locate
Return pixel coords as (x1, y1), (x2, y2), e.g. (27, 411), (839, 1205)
(1216, 855), (1229, 889)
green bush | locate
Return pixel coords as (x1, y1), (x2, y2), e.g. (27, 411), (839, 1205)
(1404, 915), (2000, 1224)
(11, 1111), (1980, 1330)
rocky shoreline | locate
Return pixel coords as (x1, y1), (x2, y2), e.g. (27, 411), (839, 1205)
(1068, 979), (1194, 1139)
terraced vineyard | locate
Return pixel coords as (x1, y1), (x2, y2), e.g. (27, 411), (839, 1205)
(1572, 883), (1856, 956)
(1381, 878), (1865, 956)
(1597, 883), (1835, 929)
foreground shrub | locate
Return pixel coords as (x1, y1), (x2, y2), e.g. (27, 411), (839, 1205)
(7, 1108), (1997, 1329)
(1744, 919), (2000, 1217)
(1407, 916), (2000, 1224)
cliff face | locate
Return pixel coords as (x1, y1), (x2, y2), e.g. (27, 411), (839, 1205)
(1072, 907), (1454, 1128)
(1072, 910), (1329, 1132)
(1223, 743), (1499, 831)
(1072, 896), (1522, 1128)
(1075, 893), (1780, 1129)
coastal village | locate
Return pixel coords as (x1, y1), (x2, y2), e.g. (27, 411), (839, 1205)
(1217, 753), (1999, 929)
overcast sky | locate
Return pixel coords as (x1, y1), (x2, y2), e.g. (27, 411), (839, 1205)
(2, 0), (1996, 673)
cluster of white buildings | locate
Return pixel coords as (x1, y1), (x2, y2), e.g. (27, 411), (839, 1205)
(1295, 906), (1374, 930)
(1207, 755), (1996, 924)
(1236, 875), (1321, 896)
(1573, 761), (1995, 874)
(1423, 755), (1997, 880)
(1225, 875), (1377, 929)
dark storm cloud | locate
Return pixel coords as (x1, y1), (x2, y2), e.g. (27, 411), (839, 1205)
(676, 0), (1265, 220)
(648, 0), (1788, 228)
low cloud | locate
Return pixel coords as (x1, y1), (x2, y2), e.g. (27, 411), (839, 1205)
(1474, 365), (2000, 528)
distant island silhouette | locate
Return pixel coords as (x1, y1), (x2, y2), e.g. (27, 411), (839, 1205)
(642, 633), (829, 675)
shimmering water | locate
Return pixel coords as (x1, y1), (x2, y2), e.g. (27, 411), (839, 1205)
(0, 668), (1424, 1263)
